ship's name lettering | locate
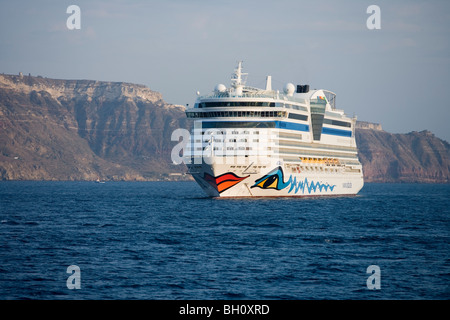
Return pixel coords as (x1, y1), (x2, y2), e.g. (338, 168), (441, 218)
(342, 182), (352, 188)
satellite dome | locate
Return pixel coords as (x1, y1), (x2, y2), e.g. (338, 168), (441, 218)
(283, 83), (295, 95)
(214, 84), (227, 93)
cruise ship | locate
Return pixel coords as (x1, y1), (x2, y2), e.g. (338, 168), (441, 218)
(183, 62), (364, 197)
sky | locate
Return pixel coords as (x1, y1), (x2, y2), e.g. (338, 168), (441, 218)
(1, 0), (449, 141)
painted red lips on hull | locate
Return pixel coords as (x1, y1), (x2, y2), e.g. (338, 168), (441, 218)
(203, 172), (249, 193)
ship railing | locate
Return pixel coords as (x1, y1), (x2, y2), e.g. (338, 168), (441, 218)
(199, 91), (305, 103)
(199, 92), (276, 99)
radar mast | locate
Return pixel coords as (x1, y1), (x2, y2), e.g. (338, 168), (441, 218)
(231, 61), (247, 95)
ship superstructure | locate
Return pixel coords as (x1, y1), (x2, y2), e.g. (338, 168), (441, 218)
(183, 62), (364, 197)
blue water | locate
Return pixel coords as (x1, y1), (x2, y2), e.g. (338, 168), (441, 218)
(0, 181), (449, 300)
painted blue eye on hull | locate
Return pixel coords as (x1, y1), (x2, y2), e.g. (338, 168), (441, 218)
(251, 166), (290, 190)
(251, 166), (336, 194)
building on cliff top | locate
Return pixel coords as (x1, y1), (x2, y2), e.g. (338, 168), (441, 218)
(355, 121), (383, 131)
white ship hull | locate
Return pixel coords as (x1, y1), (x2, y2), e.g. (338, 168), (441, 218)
(188, 158), (363, 198)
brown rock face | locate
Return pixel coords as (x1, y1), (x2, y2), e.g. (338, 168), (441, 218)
(0, 74), (190, 181)
(356, 128), (450, 183)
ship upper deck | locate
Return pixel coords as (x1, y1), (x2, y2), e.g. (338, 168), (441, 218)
(187, 62), (349, 125)
(197, 87), (306, 104)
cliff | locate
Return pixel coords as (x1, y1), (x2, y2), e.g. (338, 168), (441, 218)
(356, 128), (449, 183)
(355, 121), (383, 131)
(0, 73), (189, 181)
(0, 73), (449, 183)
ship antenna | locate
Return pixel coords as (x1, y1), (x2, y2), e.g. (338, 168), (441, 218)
(231, 61), (247, 95)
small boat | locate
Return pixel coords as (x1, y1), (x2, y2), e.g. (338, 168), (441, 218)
(95, 177), (105, 184)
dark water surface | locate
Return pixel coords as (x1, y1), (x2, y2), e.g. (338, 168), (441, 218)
(0, 181), (449, 299)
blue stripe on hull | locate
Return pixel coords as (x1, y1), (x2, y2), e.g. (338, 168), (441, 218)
(321, 127), (352, 137)
(275, 121), (309, 132)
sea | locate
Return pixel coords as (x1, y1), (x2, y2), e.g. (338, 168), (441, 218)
(0, 181), (448, 300)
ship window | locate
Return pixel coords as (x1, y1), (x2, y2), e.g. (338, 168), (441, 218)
(200, 101), (276, 107)
(288, 113), (308, 121)
(323, 118), (351, 127)
(202, 122), (276, 129)
(188, 110), (289, 119)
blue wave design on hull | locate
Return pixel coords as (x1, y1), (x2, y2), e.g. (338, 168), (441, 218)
(286, 176), (336, 194)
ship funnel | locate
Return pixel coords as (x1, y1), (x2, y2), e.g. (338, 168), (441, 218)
(265, 76), (272, 91)
(296, 84), (310, 93)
